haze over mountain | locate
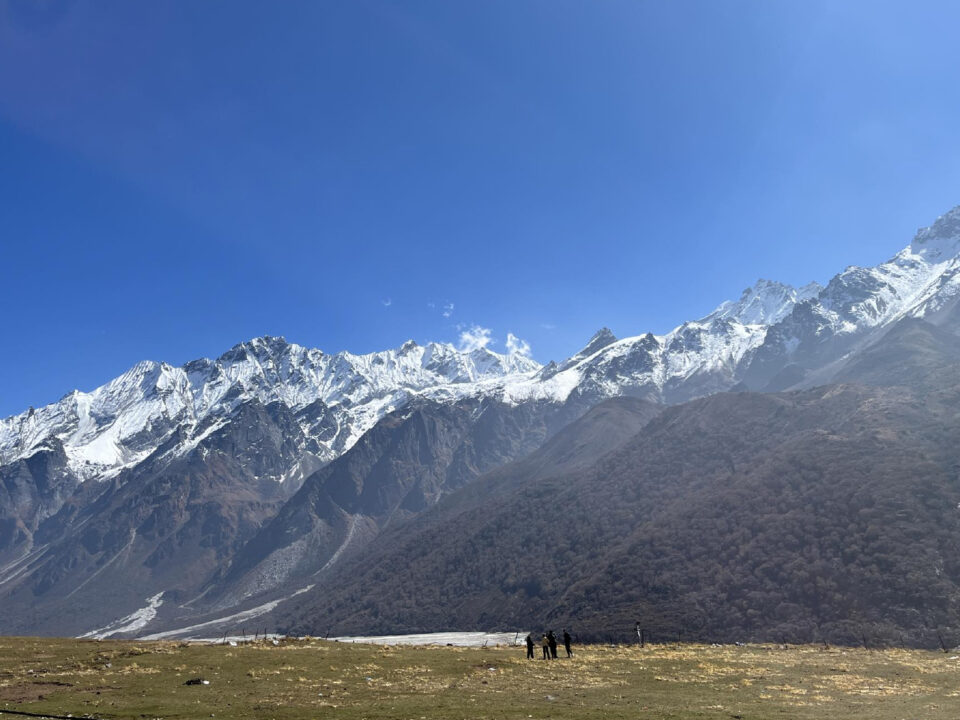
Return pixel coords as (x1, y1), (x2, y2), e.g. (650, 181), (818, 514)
(2, 205), (960, 645)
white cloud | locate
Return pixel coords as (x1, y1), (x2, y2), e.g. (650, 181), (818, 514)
(428, 300), (454, 317)
(382, 298), (392, 307)
(540, 322), (557, 331)
(506, 332), (532, 357)
(458, 325), (493, 352)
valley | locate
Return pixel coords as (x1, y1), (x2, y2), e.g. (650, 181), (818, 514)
(2, 636), (959, 720)
(3, 206), (960, 645)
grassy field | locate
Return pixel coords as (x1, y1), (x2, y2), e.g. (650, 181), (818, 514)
(1, 637), (960, 719)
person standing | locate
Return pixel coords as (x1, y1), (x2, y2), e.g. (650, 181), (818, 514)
(541, 633), (550, 660)
(525, 633), (535, 659)
(563, 629), (572, 658)
(548, 630), (558, 659)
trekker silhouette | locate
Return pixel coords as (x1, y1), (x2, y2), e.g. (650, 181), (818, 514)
(525, 633), (534, 659)
(541, 633), (550, 659)
(548, 630), (558, 659)
(563, 629), (572, 657)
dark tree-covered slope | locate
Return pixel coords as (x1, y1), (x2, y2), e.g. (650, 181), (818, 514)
(276, 318), (960, 647)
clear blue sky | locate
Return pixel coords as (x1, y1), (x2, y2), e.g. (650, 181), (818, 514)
(2, 0), (960, 417)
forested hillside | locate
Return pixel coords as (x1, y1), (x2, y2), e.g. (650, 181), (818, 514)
(278, 317), (960, 647)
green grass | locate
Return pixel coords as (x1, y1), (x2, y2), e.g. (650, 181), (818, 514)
(1, 637), (959, 719)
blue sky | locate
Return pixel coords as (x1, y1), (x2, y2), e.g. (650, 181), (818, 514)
(2, 0), (960, 417)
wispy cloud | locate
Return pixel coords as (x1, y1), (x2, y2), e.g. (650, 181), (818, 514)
(382, 298), (392, 307)
(540, 322), (557, 331)
(458, 325), (493, 352)
(506, 332), (532, 357)
(428, 300), (455, 318)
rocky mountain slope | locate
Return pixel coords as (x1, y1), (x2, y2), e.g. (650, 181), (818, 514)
(172, 394), (599, 627)
(6, 205), (958, 488)
(2, 204), (960, 639)
(0, 337), (541, 484)
(1, 394), (612, 637)
(278, 311), (960, 647)
(0, 339), (542, 612)
(514, 205), (960, 404)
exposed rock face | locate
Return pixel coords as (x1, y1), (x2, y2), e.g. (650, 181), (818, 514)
(278, 316), (960, 647)
(3, 205), (960, 640)
(0, 399), (312, 636)
(0, 437), (77, 565)
(0, 337), (543, 485)
(529, 206), (960, 404)
(196, 396), (596, 617)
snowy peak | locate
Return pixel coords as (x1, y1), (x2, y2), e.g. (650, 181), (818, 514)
(739, 204), (960, 389)
(6, 203), (960, 487)
(707, 279), (823, 326)
(502, 277), (829, 407)
(582, 327), (618, 355)
(507, 205), (960, 406)
(910, 205), (960, 261)
(552, 327), (618, 374)
(0, 336), (542, 481)
(217, 335), (296, 364)
(812, 206), (960, 331)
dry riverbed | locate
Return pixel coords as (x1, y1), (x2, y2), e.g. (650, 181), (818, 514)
(1, 637), (960, 719)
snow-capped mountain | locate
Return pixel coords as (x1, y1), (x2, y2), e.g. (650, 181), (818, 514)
(502, 278), (825, 406)
(4, 205), (960, 485)
(499, 205), (960, 404)
(0, 338), (540, 482)
(3, 203), (960, 640)
(745, 204), (960, 387)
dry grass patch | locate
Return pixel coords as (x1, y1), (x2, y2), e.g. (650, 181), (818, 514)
(1, 638), (960, 719)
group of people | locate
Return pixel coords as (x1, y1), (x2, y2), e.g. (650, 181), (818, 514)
(525, 629), (572, 659)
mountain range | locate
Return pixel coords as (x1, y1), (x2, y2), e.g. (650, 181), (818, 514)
(3, 205), (960, 645)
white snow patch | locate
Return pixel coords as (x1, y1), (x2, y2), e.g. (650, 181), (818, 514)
(79, 592), (165, 639)
(330, 631), (526, 647)
(139, 585), (314, 640)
